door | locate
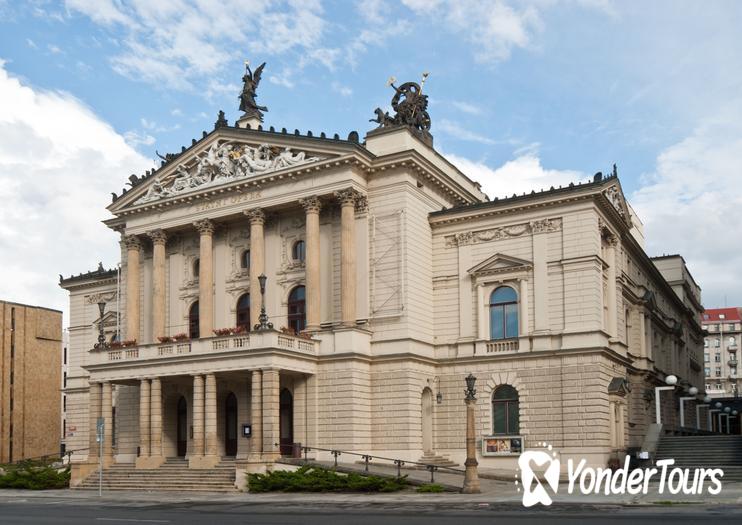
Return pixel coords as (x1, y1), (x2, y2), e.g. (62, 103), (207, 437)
(279, 388), (294, 456)
(422, 388), (433, 454)
(176, 396), (187, 457)
(225, 393), (238, 457)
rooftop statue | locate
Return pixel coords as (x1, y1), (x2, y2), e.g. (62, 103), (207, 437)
(239, 61), (268, 121)
(371, 73), (432, 141)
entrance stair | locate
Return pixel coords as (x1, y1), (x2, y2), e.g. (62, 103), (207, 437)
(73, 457), (237, 492)
(655, 435), (742, 481)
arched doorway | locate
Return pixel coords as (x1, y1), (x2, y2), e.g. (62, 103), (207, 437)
(421, 388), (434, 454)
(176, 396), (187, 457)
(224, 393), (238, 457)
(279, 388), (294, 456)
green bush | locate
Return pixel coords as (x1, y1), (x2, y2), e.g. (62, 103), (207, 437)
(247, 465), (407, 493)
(0, 460), (70, 490)
(416, 483), (445, 493)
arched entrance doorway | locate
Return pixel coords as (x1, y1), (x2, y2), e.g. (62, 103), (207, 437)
(279, 388), (294, 456)
(225, 392), (238, 457)
(176, 396), (187, 457)
(421, 387), (433, 454)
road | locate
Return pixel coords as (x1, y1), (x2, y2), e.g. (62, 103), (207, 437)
(0, 500), (741, 524)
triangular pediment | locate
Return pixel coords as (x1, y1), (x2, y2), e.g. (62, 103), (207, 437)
(468, 253), (532, 276)
(601, 179), (632, 227)
(109, 130), (348, 212)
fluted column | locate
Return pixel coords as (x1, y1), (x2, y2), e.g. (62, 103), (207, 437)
(300, 196), (322, 331)
(101, 382), (114, 466)
(124, 235), (141, 342)
(605, 236), (619, 338)
(262, 369), (280, 459)
(150, 378), (163, 460)
(204, 373), (218, 465)
(193, 220), (214, 338)
(138, 379), (150, 459)
(250, 370), (263, 458)
(88, 382), (101, 462)
(192, 375), (205, 458)
(147, 230), (168, 341)
(245, 209), (265, 329)
(335, 189), (359, 327)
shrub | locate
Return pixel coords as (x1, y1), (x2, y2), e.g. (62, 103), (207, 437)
(0, 461), (70, 490)
(416, 483), (445, 493)
(247, 465), (407, 493)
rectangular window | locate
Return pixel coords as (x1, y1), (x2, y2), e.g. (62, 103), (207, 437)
(63, 347), (67, 365)
(490, 307), (504, 340)
(704, 367), (710, 376)
(715, 354), (721, 362)
(704, 354), (710, 362)
(504, 304), (518, 338)
(716, 367), (722, 377)
(63, 372), (67, 388)
(704, 339), (709, 348)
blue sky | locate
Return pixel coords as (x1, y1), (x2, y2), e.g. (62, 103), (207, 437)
(1, 0), (741, 317)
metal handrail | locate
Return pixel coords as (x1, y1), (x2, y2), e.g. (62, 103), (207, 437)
(0, 447), (89, 468)
(285, 444), (464, 483)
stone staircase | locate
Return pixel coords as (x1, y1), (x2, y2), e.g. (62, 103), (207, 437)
(416, 453), (458, 469)
(655, 435), (742, 481)
(73, 457), (237, 492)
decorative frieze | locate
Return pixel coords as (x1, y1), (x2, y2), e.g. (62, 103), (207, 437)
(445, 218), (562, 247)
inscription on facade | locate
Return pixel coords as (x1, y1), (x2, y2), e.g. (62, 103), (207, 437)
(193, 192), (262, 212)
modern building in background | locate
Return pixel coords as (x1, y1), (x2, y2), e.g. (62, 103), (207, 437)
(0, 300), (62, 463)
(702, 307), (741, 398)
(61, 329), (69, 455)
(60, 67), (705, 488)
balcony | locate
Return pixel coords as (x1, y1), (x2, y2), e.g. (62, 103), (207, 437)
(90, 330), (318, 366)
(728, 346), (737, 353)
(485, 339), (519, 353)
(729, 359), (739, 367)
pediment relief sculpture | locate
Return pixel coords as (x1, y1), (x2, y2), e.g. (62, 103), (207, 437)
(468, 253), (533, 277)
(134, 141), (325, 205)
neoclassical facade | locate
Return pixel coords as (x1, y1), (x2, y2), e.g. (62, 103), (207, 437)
(60, 79), (705, 486)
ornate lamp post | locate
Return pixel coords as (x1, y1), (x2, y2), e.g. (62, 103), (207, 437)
(94, 301), (108, 349)
(462, 373), (481, 494)
(254, 273), (274, 331)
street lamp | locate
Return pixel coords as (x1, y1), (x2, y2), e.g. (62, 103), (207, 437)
(655, 375), (677, 426)
(253, 273), (274, 331)
(461, 373), (481, 494)
(679, 386), (699, 429)
(94, 301), (108, 349)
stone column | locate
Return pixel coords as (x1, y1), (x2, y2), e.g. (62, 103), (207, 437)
(148, 230), (168, 341)
(193, 220), (215, 338)
(192, 375), (205, 460)
(531, 221), (549, 332)
(203, 373), (218, 466)
(335, 189), (359, 327)
(124, 235), (141, 342)
(101, 382), (114, 467)
(245, 209), (265, 329)
(250, 370), (263, 459)
(262, 369), (281, 459)
(137, 379), (150, 464)
(300, 197), (322, 331)
(88, 382), (101, 462)
(605, 236), (619, 338)
(149, 377), (164, 466)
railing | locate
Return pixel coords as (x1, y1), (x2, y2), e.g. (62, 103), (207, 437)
(485, 339), (519, 353)
(287, 444), (465, 484)
(93, 331), (318, 365)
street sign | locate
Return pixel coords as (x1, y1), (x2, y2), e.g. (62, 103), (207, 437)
(96, 417), (104, 443)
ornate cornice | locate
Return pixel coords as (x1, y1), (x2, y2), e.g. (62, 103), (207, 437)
(299, 196), (322, 214)
(445, 218), (562, 247)
(193, 219), (215, 235)
(148, 229), (168, 245)
(244, 208), (266, 225)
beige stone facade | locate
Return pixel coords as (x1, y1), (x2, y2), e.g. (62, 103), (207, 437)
(60, 117), (705, 484)
(0, 301), (62, 462)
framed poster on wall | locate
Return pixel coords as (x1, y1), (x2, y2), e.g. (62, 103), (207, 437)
(481, 435), (523, 456)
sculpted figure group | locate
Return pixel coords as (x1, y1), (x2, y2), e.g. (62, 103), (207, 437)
(136, 142), (321, 204)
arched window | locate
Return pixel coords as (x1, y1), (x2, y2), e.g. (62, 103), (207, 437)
(236, 293), (250, 331)
(492, 385), (519, 435)
(489, 286), (518, 340)
(287, 285), (306, 334)
(240, 249), (250, 270)
(188, 301), (200, 339)
(292, 240), (306, 262)
(193, 258), (200, 279)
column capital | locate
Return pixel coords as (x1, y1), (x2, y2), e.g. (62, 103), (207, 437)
(244, 208), (266, 225)
(334, 188), (362, 207)
(299, 196), (322, 214)
(148, 229), (168, 245)
(124, 234), (142, 250)
(193, 219), (215, 235)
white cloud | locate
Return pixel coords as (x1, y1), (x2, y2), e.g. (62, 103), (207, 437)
(331, 81), (353, 97)
(123, 129), (156, 147)
(48, 44), (62, 55)
(437, 119), (511, 145)
(0, 61), (151, 318)
(630, 104), (742, 307)
(446, 152), (587, 199)
(451, 100), (482, 115)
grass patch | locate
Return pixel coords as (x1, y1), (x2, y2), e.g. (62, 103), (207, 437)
(0, 459), (70, 490)
(416, 483), (445, 493)
(247, 465), (408, 493)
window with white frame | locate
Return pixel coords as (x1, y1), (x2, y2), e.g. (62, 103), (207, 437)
(489, 286), (518, 340)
